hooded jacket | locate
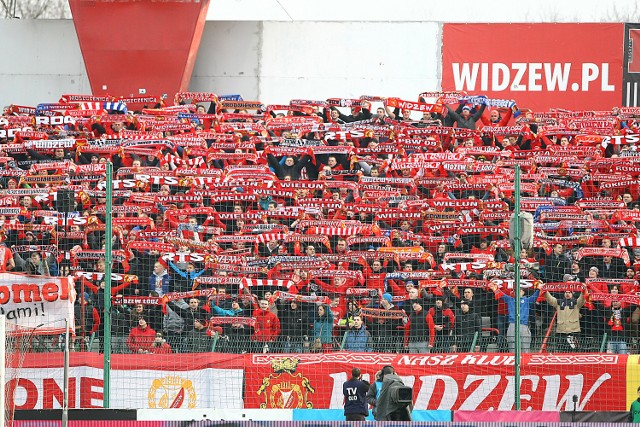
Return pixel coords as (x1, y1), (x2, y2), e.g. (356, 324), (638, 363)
(375, 374), (412, 421)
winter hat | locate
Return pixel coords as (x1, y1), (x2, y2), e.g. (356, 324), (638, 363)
(382, 293), (393, 303)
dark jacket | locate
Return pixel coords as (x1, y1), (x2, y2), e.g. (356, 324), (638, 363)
(343, 377), (370, 416)
(168, 301), (209, 331)
(278, 302), (310, 338)
(455, 310), (482, 341)
(544, 252), (571, 282)
(445, 104), (486, 130)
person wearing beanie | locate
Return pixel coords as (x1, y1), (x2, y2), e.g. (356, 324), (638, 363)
(382, 293), (393, 304)
(403, 291), (435, 353)
(445, 101), (486, 130)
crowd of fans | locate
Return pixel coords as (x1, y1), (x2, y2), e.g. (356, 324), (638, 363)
(2, 91), (640, 355)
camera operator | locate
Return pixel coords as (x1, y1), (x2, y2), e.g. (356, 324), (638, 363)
(342, 367), (370, 421)
(374, 365), (412, 421)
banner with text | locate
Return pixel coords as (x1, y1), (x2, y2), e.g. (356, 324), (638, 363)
(0, 273), (75, 335)
(9, 352), (628, 411)
(244, 353), (626, 411)
(442, 24), (624, 111)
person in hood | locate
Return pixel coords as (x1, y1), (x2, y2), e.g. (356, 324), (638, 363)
(375, 365), (412, 421)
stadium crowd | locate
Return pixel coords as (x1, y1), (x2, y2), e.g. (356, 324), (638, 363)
(1, 91), (640, 355)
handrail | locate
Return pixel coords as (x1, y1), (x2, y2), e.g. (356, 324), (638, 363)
(539, 311), (557, 353)
(599, 332), (608, 353)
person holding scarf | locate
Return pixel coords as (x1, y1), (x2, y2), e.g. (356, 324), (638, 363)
(489, 282), (540, 353)
(545, 289), (585, 352)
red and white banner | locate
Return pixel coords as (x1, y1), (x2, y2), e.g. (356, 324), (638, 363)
(442, 24), (623, 111)
(7, 352), (629, 411)
(10, 353), (244, 409)
(244, 353), (626, 411)
(0, 273), (75, 335)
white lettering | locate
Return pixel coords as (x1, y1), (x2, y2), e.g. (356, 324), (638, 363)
(34, 116), (76, 126)
(601, 63), (614, 91)
(459, 375), (501, 410)
(492, 63), (510, 91)
(544, 63), (571, 91)
(511, 63), (527, 91)
(452, 62), (613, 93)
(497, 375), (539, 410)
(627, 134), (640, 144)
(329, 372), (347, 409)
(415, 375), (459, 410)
(528, 62), (543, 91)
(480, 62), (489, 91)
(328, 371), (612, 411)
(541, 373), (611, 411)
(581, 63), (599, 91)
(452, 63), (480, 91)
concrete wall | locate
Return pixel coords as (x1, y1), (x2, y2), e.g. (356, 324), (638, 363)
(190, 21), (441, 104)
(0, 19), (90, 107)
(1, 19), (441, 107)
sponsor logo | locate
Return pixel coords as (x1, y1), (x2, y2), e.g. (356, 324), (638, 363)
(148, 376), (196, 409)
(451, 62), (615, 93)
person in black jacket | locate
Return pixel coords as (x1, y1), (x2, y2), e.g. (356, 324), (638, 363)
(544, 244), (571, 283)
(278, 299), (311, 353)
(445, 102), (486, 130)
(266, 152), (312, 180)
(167, 297), (210, 352)
(343, 367), (370, 421)
(338, 105), (372, 123)
(453, 300), (482, 352)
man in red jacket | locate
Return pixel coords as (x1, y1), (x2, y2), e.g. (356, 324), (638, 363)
(252, 298), (281, 352)
(127, 317), (156, 354)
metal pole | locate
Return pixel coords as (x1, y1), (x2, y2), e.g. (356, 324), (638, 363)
(62, 319), (69, 427)
(0, 315), (5, 427)
(514, 164), (522, 410)
(103, 161), (113, 408)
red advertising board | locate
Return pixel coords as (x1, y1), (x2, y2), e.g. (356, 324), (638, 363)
(244, 353), (627, 411)
(441, 24), (624, 112)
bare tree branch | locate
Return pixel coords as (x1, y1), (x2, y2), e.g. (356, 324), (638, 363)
(6, 0), (70, 19)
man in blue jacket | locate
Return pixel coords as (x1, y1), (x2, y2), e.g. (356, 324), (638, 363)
(489, 281), (540, 353)
(343, 315), (373, 352)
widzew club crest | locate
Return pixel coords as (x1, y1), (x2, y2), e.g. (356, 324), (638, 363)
(256, 357), (315, 409)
